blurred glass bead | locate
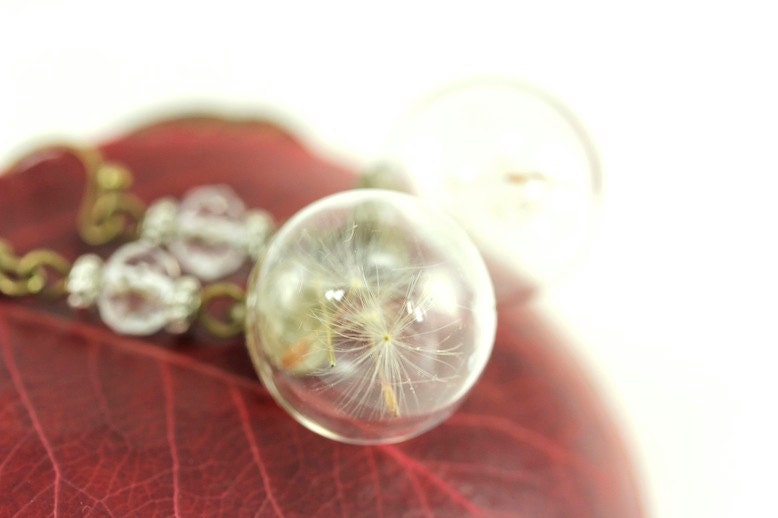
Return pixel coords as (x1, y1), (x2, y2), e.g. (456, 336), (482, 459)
(376, 79), (600, 302)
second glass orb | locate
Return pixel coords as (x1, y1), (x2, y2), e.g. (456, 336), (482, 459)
(378, 79), (600, 301)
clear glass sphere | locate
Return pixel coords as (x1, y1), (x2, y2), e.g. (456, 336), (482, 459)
(377, 79), (600, 302)
(245, 189), (496, 444)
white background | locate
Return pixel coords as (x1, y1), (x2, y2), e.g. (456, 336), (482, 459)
(2, 2), (776, 516)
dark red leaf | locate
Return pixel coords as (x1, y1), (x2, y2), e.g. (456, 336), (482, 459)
(0, 117), (644, 517)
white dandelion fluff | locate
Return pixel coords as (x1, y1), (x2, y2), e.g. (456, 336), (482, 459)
(245, 189), (496, 444)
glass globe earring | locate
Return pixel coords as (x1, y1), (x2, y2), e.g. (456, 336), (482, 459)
(244, 189), (497, 444)
(374, 79), (600, 302)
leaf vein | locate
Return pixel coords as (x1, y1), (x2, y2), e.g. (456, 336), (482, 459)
(0, 313), (61, 516)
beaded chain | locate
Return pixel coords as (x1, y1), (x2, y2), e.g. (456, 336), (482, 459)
(0, 142), (498, 444)
(0, 145), (273, 338)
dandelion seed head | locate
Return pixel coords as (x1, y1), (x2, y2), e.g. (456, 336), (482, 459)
(245, 190), (496, 444)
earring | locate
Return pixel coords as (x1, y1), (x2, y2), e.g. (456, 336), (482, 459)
(245, 189), (496, 444)
(2, 77), (596, 445)
(371, 78), (600, 302)
(1, 146), (497, 444)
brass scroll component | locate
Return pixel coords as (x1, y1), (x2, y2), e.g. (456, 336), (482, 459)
(72, 146), (146, 245)
(0, 239), (71, 298)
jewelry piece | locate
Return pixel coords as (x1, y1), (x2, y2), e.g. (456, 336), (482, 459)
(67, 241), (202, 336)
(0, 146), (497, 444)
(245, 189), (496, 443)
(371, 79), (600, 302)
(142, 185), (274, 280)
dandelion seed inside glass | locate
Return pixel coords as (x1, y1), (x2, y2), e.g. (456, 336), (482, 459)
(245, 190), (497, 444)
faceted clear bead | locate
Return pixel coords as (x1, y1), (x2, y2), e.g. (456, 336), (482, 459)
(97, 241), (180, 335)
(169, 185), (248, 281)
(66, 254), (104, 309)
(140, 197), (178, 245)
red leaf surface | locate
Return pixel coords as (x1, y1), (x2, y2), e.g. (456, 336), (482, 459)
(0, 118), (644, 517)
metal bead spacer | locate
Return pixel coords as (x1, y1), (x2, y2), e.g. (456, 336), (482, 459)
(244, 209), (275, 260)
(140, 197), (179, 245)
(66, 254), (104, 309)
(165, 275), (202, 334)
